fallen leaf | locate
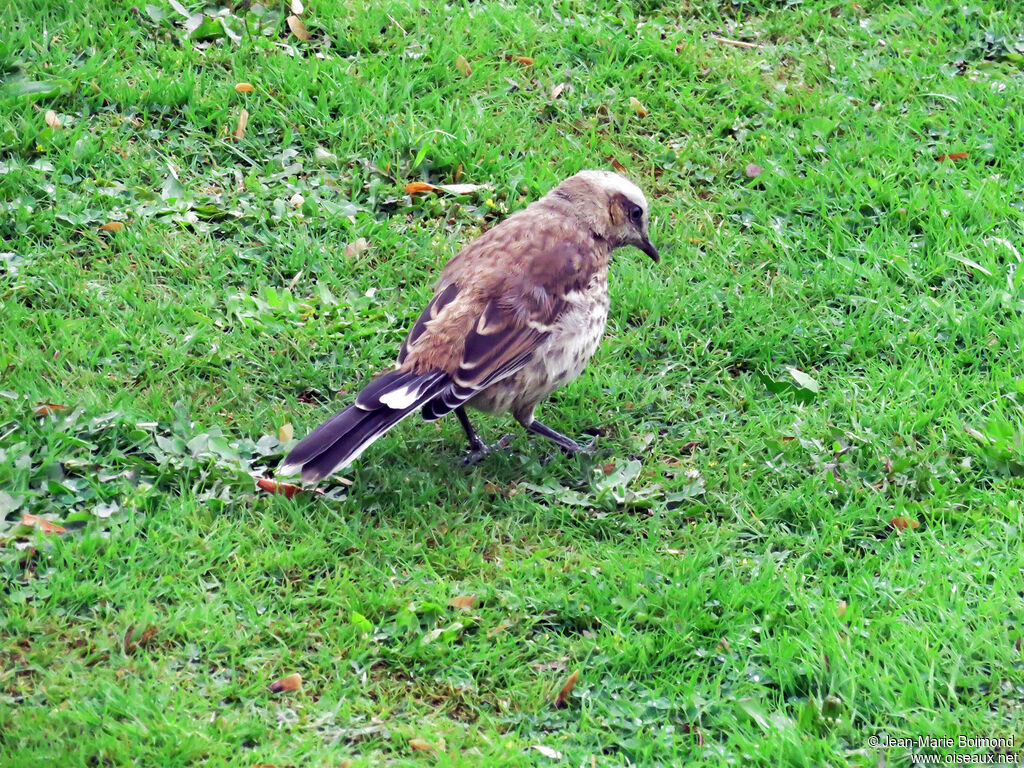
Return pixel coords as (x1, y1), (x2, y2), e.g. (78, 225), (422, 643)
(604, 155), (627, 173)
(455, 54), (472, 77)
(344, 237), (370, 258)
(269, 673), (302, 692)
(661, 548), (686, 555)
(837, 600), (848, 619)
(286, 15), (310, 40)
(289, 192), (304, 207)
(448, 595), (477, 609)
(532, 746), (564, 759)
(550, 82), (568, 99)
(404, 181), (437, 195)
(34, 402), (68, 417)
(510, 55), (534, 66)
(629, 96), (648, 118)
(290, 0), (303, 14)
(601, 463), (616, 474)
(124, 625), (158, 653)
(889, 516), (920, 531)
(487, 620), (513, 637)
(553, 669), (579, 708)
(745, 163), (763, 178)
(44, 109), (60, 129)
(716, 637), (731, 652)
(410, 737), (445, 752)
(435, 183), (488, 195)
(278, 423), (294, 442)
(935, 152), (968, 162)
(99, 222), (124, 232)
(234, 82), (254, 93)
(22, 513), (67, 534)
(256, 478), (302, 499)
(531, 657), (568, 673)
(233, 108), (248, 140)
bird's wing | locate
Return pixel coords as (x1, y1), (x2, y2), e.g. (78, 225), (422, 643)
(401, 214), (602, 420)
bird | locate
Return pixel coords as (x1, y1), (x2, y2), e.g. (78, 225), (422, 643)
(279, 169), (659, 483)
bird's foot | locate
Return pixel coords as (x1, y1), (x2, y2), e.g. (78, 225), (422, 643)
(461, 434), (513, 466)
(527, 420), (598, 456)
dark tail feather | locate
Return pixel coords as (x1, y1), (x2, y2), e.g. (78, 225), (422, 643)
(279, 369), (449, 483)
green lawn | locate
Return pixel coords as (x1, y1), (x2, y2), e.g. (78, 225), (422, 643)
(2, 0), (1023, 765)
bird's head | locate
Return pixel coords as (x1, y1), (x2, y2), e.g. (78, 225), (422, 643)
(557, 169), (659, 263)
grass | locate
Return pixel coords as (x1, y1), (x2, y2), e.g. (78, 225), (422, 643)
(2, 0), (1023, 765)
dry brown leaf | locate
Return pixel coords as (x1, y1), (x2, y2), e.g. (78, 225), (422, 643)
(629, 96), (648, 118)
(45, 109), (60, 129)
(603, 155), (627, 173)
(278, 423), (294, 442)
(124, 625), (159, 653)
(935, 152), (969, 162)
(234, 82), (254, 93)
(22, 514), (67, 534)
(837, 600), (848, 619)
(455, 54), (472, 77)
(256, 478), (302, 499)
(233, 108), (248, 140)
(269, 673), (302, 692)
(550, 82), (568, 99)
(344, 237), (370, 258)
(409, 738), (437, 752)
(34, 403), (68, 417)
(289, 192), (304, 208)
(286, 15), (310, 40)
(99, 221), (124, 233)
(290, 0), (303, 14)
(510, 55), (534, 66)
(448, 595), (477, 609)
(601, 462), (616, 475)
(487, 620), (513, 637)
(404, 181), (437, 195)
(889, 516), (920, 531)
(553, 670), (579, 709)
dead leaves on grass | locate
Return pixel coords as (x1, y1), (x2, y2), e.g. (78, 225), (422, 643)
(233, 108), (248, 140)
(269, 672), (302, 692)
(409, 737), (445, 753)
(286, 15), (310, 41)
(34, 402), (69, 417)
(553, 669), (579, 708)
(21, 513), (67, 534)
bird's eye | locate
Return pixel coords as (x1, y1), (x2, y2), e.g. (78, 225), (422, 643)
(628, 204), (643, 226)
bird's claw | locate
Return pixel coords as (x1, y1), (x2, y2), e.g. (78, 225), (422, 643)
(461, 434), (513, 466)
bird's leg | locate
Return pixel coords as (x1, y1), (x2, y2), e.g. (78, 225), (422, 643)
(525, 419), (597, 455)
(456, 407), (511, 465)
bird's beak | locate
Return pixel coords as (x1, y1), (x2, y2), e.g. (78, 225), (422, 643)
(637, 235), (659, 263)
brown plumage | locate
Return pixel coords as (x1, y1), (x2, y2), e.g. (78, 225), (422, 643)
(280, 170), (658, 482)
